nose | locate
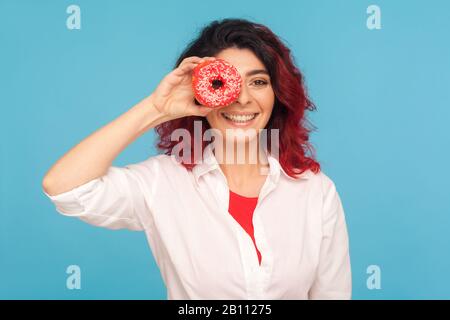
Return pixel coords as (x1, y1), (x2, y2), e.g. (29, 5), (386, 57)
(236, 82), (251, 106)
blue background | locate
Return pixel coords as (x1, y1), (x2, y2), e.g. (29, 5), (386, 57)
(1, 0), (449, 299)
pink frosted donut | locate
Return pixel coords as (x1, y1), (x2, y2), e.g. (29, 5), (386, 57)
(192, 58), (242, 108)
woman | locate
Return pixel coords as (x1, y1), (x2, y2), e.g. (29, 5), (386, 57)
(42, 18), (351, 299)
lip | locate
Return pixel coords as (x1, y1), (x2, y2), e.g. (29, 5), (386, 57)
(220, 111), (259, 116)
(220, 112), (260, 128)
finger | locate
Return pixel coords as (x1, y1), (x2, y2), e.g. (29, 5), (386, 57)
(179, 56), (215, 70)
(173, 61), (201, 76)
(179, 56), (204, 68)
(191, 105), (214, 117)
(170, 57), (217, 86)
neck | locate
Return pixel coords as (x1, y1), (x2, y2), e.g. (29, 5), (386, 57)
(214, 140), (269, 187)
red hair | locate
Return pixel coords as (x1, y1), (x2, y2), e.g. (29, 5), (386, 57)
(155, 19), (320, 178)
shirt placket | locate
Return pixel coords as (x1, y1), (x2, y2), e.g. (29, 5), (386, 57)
(249, 176), (276, 299)
(213, 165), (277, 299)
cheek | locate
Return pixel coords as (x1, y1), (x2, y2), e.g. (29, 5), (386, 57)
(206, 112), (221, 128)
(205, 114), (214, 129)
(255, 89), (275, 114)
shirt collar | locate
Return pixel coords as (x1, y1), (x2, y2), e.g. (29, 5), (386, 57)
(191, 143), (311, 185)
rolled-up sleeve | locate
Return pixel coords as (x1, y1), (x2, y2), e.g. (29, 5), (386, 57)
(308, 174), (352, 300)
(43, 161), (156, 231)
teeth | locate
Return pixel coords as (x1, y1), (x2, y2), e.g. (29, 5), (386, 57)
(222, 113), (257, 122)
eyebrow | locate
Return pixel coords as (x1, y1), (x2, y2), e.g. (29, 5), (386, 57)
(245, 69), (269, 77)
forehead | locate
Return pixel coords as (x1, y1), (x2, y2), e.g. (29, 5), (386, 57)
(215, 48), (267, 76)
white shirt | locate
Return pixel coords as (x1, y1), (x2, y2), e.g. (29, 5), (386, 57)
(43, 143), (352, 299)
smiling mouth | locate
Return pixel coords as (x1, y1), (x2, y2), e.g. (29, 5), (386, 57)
(220, 112), (260, 123)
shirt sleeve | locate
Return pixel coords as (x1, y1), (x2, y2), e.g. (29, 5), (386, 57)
(308, 173), (352, 300)
(43, 159), (158, 231)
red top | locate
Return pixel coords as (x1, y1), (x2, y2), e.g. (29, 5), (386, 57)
(228, 190), (262, 265)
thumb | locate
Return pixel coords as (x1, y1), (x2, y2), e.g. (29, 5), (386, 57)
(194, 106), (214, 117)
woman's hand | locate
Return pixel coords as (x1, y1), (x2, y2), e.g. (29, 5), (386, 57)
(149, 56), (216, 120)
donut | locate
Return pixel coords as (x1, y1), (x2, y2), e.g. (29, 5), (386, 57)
(192, 58), (242, 108)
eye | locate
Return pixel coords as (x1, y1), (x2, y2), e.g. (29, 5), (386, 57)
(252, 79), (269, 86)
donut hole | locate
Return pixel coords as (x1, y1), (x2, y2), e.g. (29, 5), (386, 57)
(211, 79), (224, 90)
